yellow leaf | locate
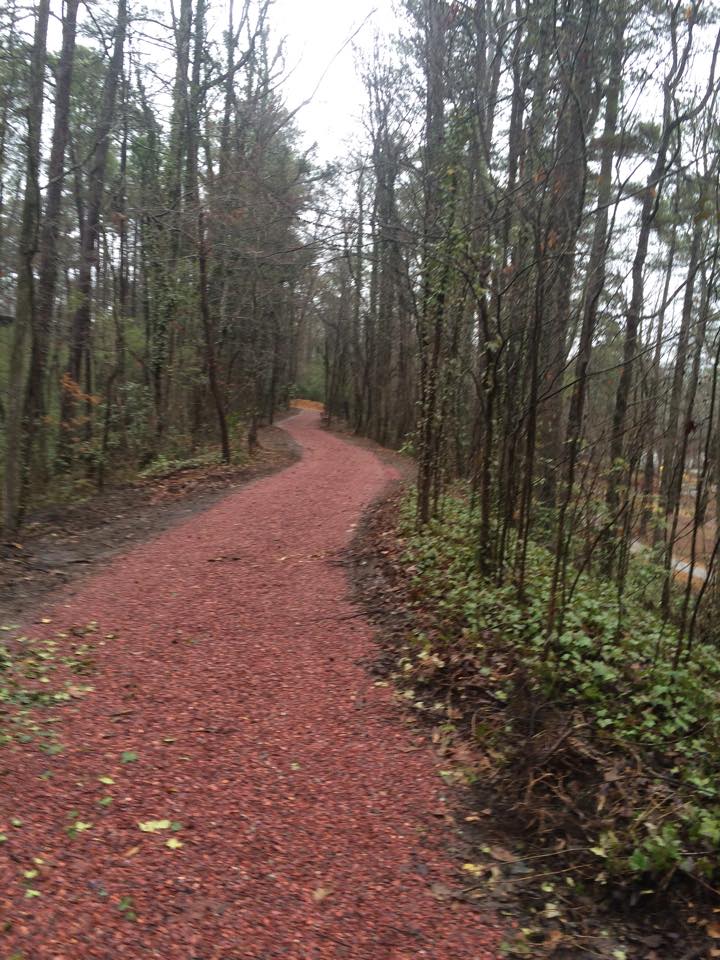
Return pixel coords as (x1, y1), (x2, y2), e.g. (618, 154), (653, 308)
(312, 886), (333, 903)
(138, 819), (171, 833)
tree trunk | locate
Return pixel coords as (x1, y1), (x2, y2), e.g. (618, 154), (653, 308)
(416, 0), (448, 526)
(659, 213), (703, 521)
(26, 0), (80, 486)
(3, 0), (50, 533)
(547, 12), (624, 635)
(187, 0), (231, 463)
(60, 0), (127, 449)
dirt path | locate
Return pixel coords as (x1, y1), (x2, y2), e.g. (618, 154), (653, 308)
(0, 410), (500, 960)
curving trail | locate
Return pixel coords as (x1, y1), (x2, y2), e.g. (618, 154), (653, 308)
(0, 410), (500, 959)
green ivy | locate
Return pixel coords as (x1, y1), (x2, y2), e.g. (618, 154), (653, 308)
(397, 488), (720, 884)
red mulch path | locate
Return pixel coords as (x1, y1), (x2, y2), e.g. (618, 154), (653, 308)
(0, 410), (501, 959)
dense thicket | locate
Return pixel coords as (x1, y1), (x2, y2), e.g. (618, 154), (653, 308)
(322, 0), (720, 649)
(0, 0), (320, 531)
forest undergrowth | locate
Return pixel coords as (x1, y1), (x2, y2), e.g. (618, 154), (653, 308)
(353, 481), (720, 958)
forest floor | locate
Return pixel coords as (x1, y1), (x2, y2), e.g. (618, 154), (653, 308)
(350, 493), (720, 960)
(0, 408), (503, 959)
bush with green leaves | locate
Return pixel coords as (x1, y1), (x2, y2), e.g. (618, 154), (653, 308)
(396, 487), (720, 886)
(293, 357), (325, 403)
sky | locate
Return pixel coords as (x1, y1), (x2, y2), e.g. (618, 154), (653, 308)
(267, 0), (397, 160)
(37, 0), (395, 162)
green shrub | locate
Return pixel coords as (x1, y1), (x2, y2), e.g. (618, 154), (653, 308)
(396, 487), (720, 886)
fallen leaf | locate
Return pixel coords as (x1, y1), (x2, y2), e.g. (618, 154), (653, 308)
(138, 819), (172, 833)
(430, 882), (455, 900)
(544, 929), (565, 952)
(489, 845), (516, 863)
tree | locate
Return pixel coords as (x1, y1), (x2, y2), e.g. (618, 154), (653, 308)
(3, 0), (50, 532)
(59, 0), (127, 455)
(26, 0), (81, 486)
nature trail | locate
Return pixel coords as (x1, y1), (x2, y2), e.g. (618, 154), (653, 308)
(0, 408), (500, 959)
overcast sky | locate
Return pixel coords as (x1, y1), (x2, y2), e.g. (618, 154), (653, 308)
(36, 0), (394, 161)
(269, 0), (397, 160)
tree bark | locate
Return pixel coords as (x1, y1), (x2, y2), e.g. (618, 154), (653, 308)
(187, 0), (232, 463)
(25, 0), (80, 485)
(60, 0), (127, 448)
(3, 0), (50, 532)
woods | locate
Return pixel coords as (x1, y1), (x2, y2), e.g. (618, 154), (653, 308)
(322, 0), (720, 648)
(6, 0), (720, 933)
(0, 0), (317, 532)
(317, 0), (720, 902)
(14, 0), (720, 625)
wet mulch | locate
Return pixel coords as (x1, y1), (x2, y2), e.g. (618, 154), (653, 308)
(0, 409), (501, 959)
(0, 421), (299, 627)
